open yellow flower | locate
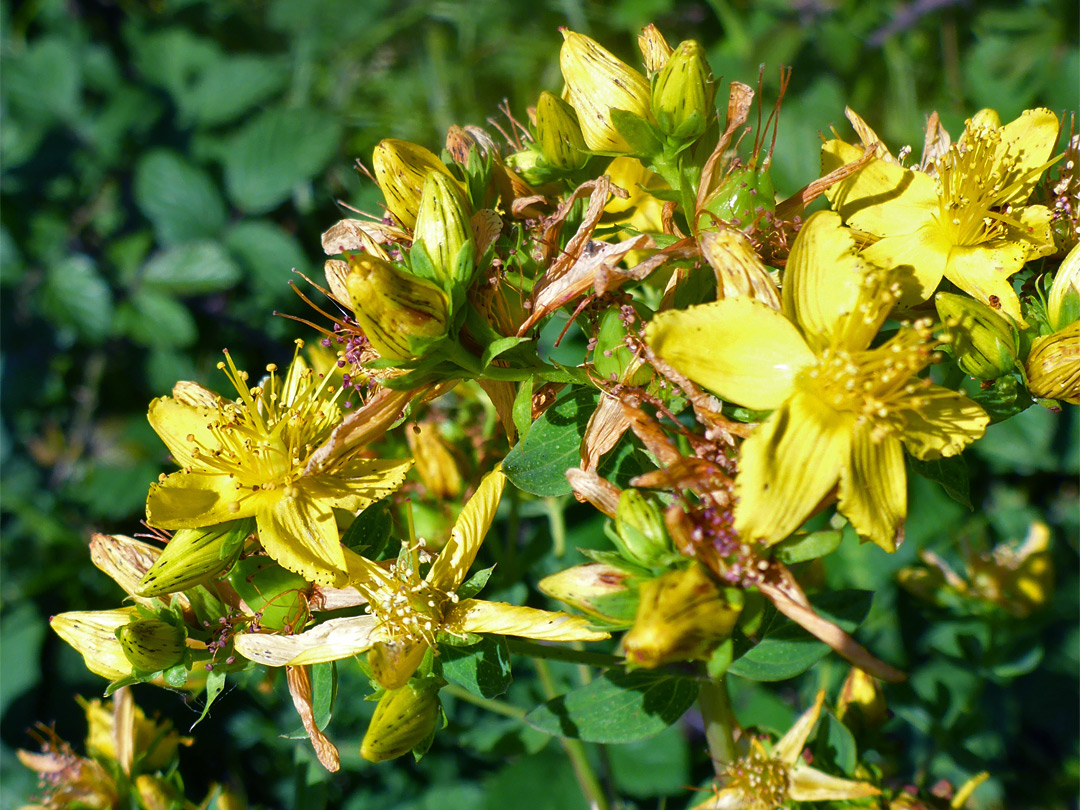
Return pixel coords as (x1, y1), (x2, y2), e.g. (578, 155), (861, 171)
(690, 690), (880, 810)
(233, 468), (609, 688)
(145, 343), (412, 587)
(822, 108), (1059, 325)
(646, 211), (988, 551)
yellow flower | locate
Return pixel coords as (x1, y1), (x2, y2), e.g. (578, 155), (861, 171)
(822, 108), (1059, 325)
(233, 468), (609, 687)
(690, 690), (880, 810)
(145, 344), (412, 587)
(82, 690), (191, 774)
(646, 211), (988, 551)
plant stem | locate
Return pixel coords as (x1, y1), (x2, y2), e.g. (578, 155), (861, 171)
(698, 676), (738, 778)
(506, 638), (622, 668)
(534, 659), (610, 810)
(442, 684), (526, 720)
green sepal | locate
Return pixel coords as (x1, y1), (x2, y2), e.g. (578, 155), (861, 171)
(609, 109), (663, 159)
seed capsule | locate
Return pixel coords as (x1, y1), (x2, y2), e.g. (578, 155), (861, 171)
(117, 619), (187, 672)
(936, 292), (1018, 379)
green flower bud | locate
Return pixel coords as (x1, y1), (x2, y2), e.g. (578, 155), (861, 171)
(413, 171), (476, 289)
(1026, 322), (1080, 404)
(1047, 244), (1080, 331)
(360, 680), (442, 762)
(651, 39), (714, 140)
(537, 563), (639, 626)
(118, 619), (186, 672)
(504, 147), (549, 186)
(345, 254), (450, 362)
(138, 521), (252, 597)
(614, 489), (670, 566)
(536, 91), (589, 172)
(936, 292), (1018, 379)
(372, 139), (458, 229)
(623, 564), (742, 668)
(700, 165), (775, 230)
(592, 304), (653, 386)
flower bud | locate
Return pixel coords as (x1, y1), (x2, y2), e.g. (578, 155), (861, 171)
(536, 91), (589, 172)
(560, 29), (652, 153)
(118, 619), (187, 672)
(623, 564), (743, 668)
(504, 147), (549, 186)
(90, 534), (161, 605)
(592, 305), (653, 386)
(345, 253), (449, 362)
(1026, 321), (1080, 403)
(413, 171), (476, 289)
(138, 521), (252, 597)
(614, 489), (670, 566)
(637, 24), (673, 75)
(700, 165), (776, 230)
(651, 40), (714, 140)
(538, 563), (639, 626)
(1047, 244), (1080, 331)
(51, 609), (139, 680)
(936, 292), (1018, 379)
(406, 422), (463, 500)
(836, 667), (887, 732)
(372, 139), (457, 229)
(135, 775), (181, 810)
(360, 679), (442, 762)
(699, 227), (781, 309)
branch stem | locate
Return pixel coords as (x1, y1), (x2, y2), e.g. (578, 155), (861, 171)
(699, 676), (738, 778)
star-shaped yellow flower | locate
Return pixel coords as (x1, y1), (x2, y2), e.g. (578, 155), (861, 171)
(690, 690), (880, 810)
(822, 108), (1059, 325)
(234, 467), (609, 688)
(646, 210), (988, 551)
(145, 344), (412, 587)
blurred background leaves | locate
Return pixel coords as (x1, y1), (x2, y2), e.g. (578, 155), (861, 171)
(1, 0), (1076, 807)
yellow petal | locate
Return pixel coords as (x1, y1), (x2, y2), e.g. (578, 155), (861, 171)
(233, 616), (380, 667)
(448, 598), (611, 641)
(427, 466), (506, 592)
(147, 395), (223, 469)
(369, 639), (428, 690)
(862, 222), (950, 306)
(51, 609), (137, 680)
(773, 689), (825, 765)
(1010, 204), (1057, 261)
(783, 210), (882, 350)
(645, 299), (813, 411)
(257, 488), (347, 587)
(994, 108), (1060, 206)
(307, 458), (414, 512)
(788, 764), (881, 801)
(822, 140), (938, 236)
(734, 391), (850, 546)
(898, 385), (988, 460)
(838, 432), (906, 552)
(942, 241), (1028, 326)
(146, 471), (253, 529)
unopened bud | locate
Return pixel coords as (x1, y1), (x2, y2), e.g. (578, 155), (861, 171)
(614, 489), (669, 566)
(536, 91), (589, 172)
(560, 29), (652, 153)
(135, 774), (181, 810)
(504, 147), (549, 186)
(372, 139), (458, 229)
(700, 165), (776, 230)
(360, 679), (442, 762)
(538, 563), (639, 626)
(699, 227), (781, 309)
(406, 422), (463, 500)
(1026, 321), (1080, 403)
(1047, 244), (1080, 331)
(138, 520), (251, 597)
(118, 619), (186, 672)
(90, 534), (161, 604)
(345, 254), (449, 362)
(936, 292), (1018, 379)
(637, 24), (673, 75)
(623, 564), (743, 668)
(593, 305), (653, 386)
(651, 40), (714, 140)
(51, 609), (138, 680)
(414, 171), (475, 289)
(836, 667), (887, 732)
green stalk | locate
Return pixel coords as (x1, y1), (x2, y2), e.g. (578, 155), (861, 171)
(698, 676), (738, 777)
(506, 638), (622, 668)
(442, 683), (526, 720)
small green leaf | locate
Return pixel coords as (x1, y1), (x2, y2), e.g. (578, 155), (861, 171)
(310, 662), (337, 731)
(182, 54), (288, 126)
(773, 529), (844, 564)
(524, 668), (699, 743)
(134, 150), (226, 245)
(457, 564), (496, 600)
(141, 241), (242, 295)
(118, 290), (198, 349)
(41, 255), (114, 343)
(193, 667), (227, 727)
(503, 387), (597, 496)
(440, 636), (512, 699)
(224, 220), (311, 298)
(814, 711), (857, 775)
(511, 377), (534, 441)
(609, 109), (662, 158)
(340, 499), (394, 559)
(908, 455), (972, 510)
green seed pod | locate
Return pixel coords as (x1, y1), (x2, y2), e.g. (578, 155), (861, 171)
(936, 292), (1018, 379)
(345, 253), (450, 362)
(227, 558), (311, 633)
(413, 171), (476, 289)
(138, 520), (252, 597)
(372, 139), (458, 229)
(593, 305), (653, 386)
(118, 619), (186, 672)
(623, 563), (743, 668)
(537, 563), (640, 626)
(700, 165), (775, 230)
(650, 39), (714, 140)
(614, 489), (670, 566)
(360, 679), (442, 762)
(536, 91), (589, 172)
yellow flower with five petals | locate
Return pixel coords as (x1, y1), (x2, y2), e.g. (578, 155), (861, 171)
(233, 467), (609, 688)
(646, 211), (988, 551)
(145, 344), (411, 587)
(822, 108), (1059, 325)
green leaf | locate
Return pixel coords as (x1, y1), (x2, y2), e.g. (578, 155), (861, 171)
(340, 498), (394, 559)
(40, 255), (115, 343)
(608, 723), (691, 798)
(440, 636), (512, 699)
(141, 241), (242, 295)
(773, 529), (844, 564)
(482, 336), (532, 368)
(310, 662), (337, 731)
(503, 387), (597, 496)
(524, 668), (699, 743)
(457, 564), (496, 600)
(221, 106), (342, 214)
(908, 455), (972, 510)
(134, 150), (226, 245)
(727, 590), (873, 682)
(193, 667), (227, 727)
(609, 109), (662, 158)
(3, 36), (81, 125)
(224, 220), (311, 298)
(117, 290), (198, 349)
(511, 376), (534, 441)
(814, 711), (857, 775)
(182, 54), (288, 126)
